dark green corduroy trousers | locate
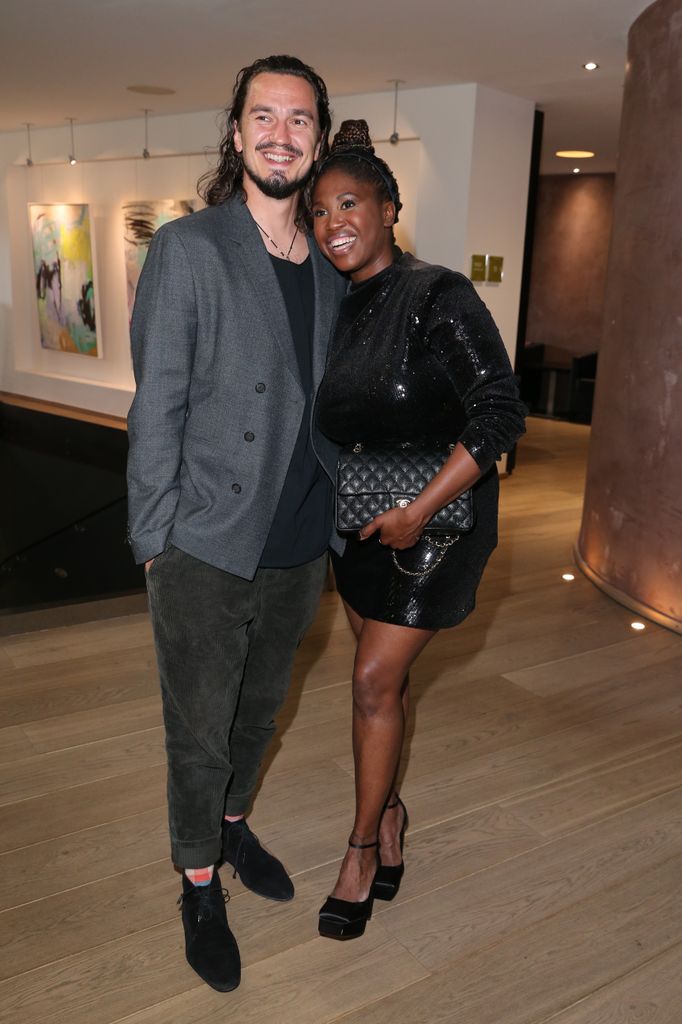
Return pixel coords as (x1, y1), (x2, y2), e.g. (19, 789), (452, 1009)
(146, 544), (327, 868)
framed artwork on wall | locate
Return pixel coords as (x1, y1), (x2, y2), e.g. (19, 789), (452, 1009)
(123, 199), (197, 321)
(29, 203), (100, 357)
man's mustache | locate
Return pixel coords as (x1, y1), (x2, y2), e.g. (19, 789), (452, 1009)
(255, 142), (303, 158)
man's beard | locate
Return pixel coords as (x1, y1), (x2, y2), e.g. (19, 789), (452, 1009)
(242, 152), (311, 200)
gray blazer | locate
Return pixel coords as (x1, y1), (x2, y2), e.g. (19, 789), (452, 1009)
(127, 197), (346, 579)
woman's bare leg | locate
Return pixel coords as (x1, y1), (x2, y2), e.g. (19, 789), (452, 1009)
(331, 615), (434, 902)
(340, 600), (410, 871)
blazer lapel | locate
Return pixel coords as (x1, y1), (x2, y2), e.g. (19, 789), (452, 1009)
(308, 239), (340, 388)
(216, 200), (301, 387)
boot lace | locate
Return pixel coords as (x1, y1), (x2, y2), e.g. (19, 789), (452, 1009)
(177, 885), (230, 922)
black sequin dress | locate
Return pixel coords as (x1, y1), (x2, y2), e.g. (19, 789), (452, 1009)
(316, 253), (527, 630)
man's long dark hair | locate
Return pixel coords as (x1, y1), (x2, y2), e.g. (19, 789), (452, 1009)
(198, 55), (332, 224)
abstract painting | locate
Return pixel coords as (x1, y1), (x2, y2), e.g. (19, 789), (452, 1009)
(123, 199), (197, 320)
(29, 204), (99, 356)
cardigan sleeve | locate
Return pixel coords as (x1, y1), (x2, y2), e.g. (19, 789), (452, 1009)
(424, 272), (527, 472)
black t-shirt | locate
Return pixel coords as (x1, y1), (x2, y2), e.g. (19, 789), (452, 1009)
(258, 255), (332, 568)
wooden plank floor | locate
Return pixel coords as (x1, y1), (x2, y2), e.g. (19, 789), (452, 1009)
(1, 416), (681, 1024)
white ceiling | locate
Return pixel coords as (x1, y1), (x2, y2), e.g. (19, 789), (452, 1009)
(2, 0), (651, 172)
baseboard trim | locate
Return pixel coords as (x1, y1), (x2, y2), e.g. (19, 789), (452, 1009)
(0, 392), (127, 431)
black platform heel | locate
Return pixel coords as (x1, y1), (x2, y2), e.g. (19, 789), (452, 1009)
(374, 796), (408, 902)
(318, 838), (379, 940)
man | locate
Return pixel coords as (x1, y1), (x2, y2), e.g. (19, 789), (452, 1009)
(127, 55), (345, 992)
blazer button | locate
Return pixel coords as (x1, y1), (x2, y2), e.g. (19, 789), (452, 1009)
(232, 483), (242, 494)
(244, 431), (255, 442)
(255, 383), (266, 393)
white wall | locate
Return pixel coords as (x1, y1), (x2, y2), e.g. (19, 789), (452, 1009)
(0, 84), (534, 417)
(464, 85), (535, 363)
(373, 139), (421, 254)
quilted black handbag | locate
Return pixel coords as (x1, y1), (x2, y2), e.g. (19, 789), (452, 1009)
(335, 440), (474, 536)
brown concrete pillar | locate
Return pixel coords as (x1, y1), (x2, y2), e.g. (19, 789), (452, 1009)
(576, 0), (682, 632)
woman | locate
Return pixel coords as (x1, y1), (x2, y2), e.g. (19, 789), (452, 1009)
(311, 121), (526, 940)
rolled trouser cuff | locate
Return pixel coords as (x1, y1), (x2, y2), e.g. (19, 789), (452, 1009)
(224, 793), (251, 816)
(170, 834), (223, 870)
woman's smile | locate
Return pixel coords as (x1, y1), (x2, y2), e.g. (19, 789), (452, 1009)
(328, 232), (358, 254)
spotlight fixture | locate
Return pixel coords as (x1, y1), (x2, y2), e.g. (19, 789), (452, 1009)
(562, 573), (575, 581)
(142, 108), (151, 159)
(387, 79), (405, 145)
(573, 168), (581, 174)
(583, 61), (599, 71)
(630, 621), (646, 631)
(66, 117), (77, 165)
(555, 150), (595, 159)
(23, 122), (34, 167)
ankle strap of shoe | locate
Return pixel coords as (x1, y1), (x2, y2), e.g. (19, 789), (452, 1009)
(348, 838), (379, 849)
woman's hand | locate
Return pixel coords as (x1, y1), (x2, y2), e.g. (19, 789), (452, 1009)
(359, 504), (428, 549)
(357, 444), (483, 550)
(356, 444), (483, 548)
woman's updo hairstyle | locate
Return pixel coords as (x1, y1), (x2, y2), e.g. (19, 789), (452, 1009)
(309, 118), (402, 223)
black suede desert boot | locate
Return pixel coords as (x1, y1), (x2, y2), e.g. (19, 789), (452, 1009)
(222, 818), (294, 901)
(179, 869), (241, 992)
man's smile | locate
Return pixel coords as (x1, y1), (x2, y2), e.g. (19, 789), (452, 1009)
(262, 151), (295, 165)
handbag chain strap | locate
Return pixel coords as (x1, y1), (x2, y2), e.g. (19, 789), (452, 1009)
(391, 535), (459, 578)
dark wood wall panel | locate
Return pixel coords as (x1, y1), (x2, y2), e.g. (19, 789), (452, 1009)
(526, 174), (615, 357)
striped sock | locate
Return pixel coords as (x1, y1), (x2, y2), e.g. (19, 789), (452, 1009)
(185, 866), (213, 887)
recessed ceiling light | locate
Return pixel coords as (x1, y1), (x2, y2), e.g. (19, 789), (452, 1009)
(573, 168), (580, 174)
(127, 85), (176, 95)
(583, 62), (599, 71)
(631, 621), (646, 631)
(555, 150), (595, 158)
